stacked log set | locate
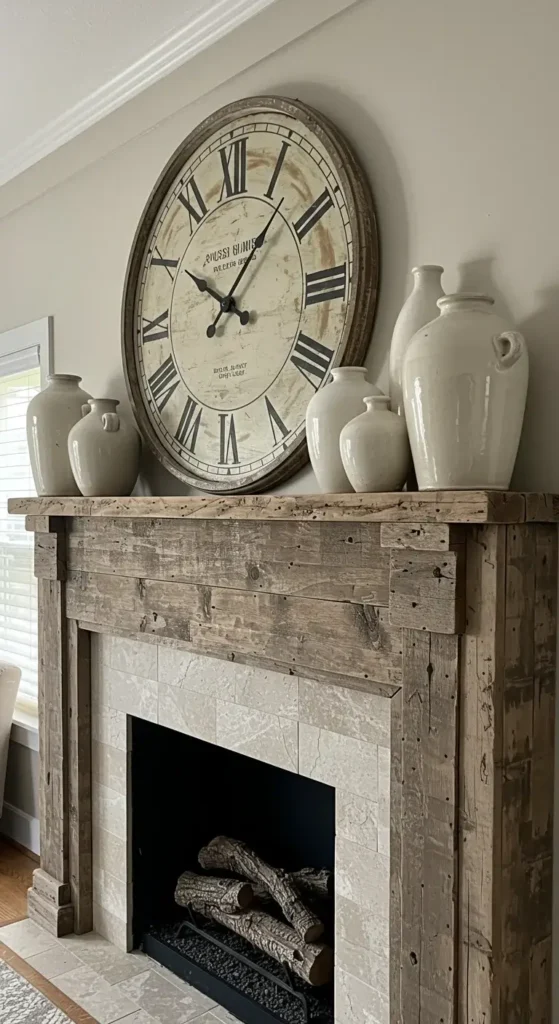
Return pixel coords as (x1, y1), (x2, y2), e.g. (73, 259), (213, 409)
(174, 835), (333, 987)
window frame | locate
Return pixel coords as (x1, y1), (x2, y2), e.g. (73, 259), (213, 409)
(0, 317), (53, 721)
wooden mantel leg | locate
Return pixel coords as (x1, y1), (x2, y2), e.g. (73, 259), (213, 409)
(28, 519), (93, 936)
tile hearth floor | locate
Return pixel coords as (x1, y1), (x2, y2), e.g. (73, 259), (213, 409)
(0, 919), (240, 1024)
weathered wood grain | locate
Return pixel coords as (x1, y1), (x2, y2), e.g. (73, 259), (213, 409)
(389, 687), (403, 1024)
(67, 517), (390, 605)
(458, 523), (555, 1024)
(398, 629), (459, 1024)
(66, 570), (402, 691)
(388, 546), (465, 634)
(380, 522), (461, 551)
(8, 490), (540, 523)
(67, 621), (92, 934)
(35, 531), (66, 580)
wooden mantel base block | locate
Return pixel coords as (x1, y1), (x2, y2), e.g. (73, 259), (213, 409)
(28, 871), (74, 937)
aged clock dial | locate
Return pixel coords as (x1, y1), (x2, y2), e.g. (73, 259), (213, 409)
(122, 96), (378, 492)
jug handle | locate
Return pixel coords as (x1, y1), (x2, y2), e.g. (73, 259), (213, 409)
(492, 331), (525, 369)
(81, 403), (91, 417)
(102, 413), (120, 433)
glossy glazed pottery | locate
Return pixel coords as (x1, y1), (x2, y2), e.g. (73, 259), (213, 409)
(306, 367), (381, 492)
(68, 398), (140, 496)
(340, 395), (411, 492)
(389, 265), (444, 415)
(402, 293), (529, 490)
(26, 374), (92, 496)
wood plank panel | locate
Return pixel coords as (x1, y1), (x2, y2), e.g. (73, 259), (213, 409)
(388, 546), (465, 634)
(37, 577), (69, 886)
(398, 629), (459, 1024)
(458, 524), (506, 1024)
(67, 621), (92, 934)
(9, 490), (534, 523)
(66, 570), (403, 691)
(67, 517), (390, 605)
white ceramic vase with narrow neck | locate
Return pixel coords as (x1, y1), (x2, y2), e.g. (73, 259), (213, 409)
(26, 374), (92, 496)
(402, 293), (529, 490)
(340, 395), (411, 492)
(306, 367), (381, 492)
(389, 265), (444, 415)
(68, 398), (140, 496)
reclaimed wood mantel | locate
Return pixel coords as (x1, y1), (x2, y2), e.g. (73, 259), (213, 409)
(10, 492), (557, 1024)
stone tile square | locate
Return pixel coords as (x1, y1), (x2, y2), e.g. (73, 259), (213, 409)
(158, 682), (216, 742)
(93, 782), (127, 840)
(299, 678), (390, 746)
(92, 739), (128, 795)
(337, 837), (389, 913)
(336, 968), (388, 1024)
(158, 648), (235, 701)
(55, 965), (140, 1023)
(216, 701), (298, 772)
(108, 636), (158, 679)
(92, 703), (129, 751)
(336, 790), (378, 850)
(299, 723), (377, 800)
(26, 944), (82, 979)
(0, 918), (58, 958)
(107, 666), (158, 723)
(117, 968), (216, 1023)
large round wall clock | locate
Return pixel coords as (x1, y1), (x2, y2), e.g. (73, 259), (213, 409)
(122, 95), (379, 492)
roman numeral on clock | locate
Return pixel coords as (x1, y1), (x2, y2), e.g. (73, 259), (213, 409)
(150, 249), (179, 280)
(293, 188), (334, 241)
(219, 139), (247, 200)
(265, 140), (289, 199)
(175, 396), (202, 452)
(178, 175), (208, 233)
(148, 355), (180, 412)
(305, 264), (347, 305)
(142, 309), (169, 343)
(265, 396), (289, 445)
(290, 332), (334, 388)
(219, 413), (239, 465)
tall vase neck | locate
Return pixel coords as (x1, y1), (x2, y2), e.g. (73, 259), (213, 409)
(330, 367), (368, 383)
(88, 398), (119, 415)
(47, 374), (83, 387)
(438, 293), (495, 315)
(411, 265), (444, 289)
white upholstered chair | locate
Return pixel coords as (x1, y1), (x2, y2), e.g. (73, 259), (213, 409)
(0, 662), (21, 815)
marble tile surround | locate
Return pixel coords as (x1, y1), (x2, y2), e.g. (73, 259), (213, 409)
(91, 635), (391, 1024)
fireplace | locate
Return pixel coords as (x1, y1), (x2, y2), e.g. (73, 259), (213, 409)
(132, 717), (335, 1024)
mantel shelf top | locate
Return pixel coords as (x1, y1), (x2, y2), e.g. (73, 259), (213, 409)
(8, 490), (559, 524)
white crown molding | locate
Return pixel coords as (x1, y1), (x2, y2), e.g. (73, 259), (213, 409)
(0, 0), (279, 189)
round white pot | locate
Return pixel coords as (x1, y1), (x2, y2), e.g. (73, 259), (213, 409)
(340, 395), (411, 492)
(306, 367), (381, 492)
(68, 398), (140, 497)
(389, 265), (444, 416)
(26, 374), (92, 496)
(402, 293), (529, 490)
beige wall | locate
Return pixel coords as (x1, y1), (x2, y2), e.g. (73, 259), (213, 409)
(1, 0), (558, 1004)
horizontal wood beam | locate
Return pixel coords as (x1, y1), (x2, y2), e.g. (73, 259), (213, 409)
(66, 569), (403, 693)
(10, 490), (556, 523)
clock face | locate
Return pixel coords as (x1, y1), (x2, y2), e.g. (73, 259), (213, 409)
(122, 97), (378, 492)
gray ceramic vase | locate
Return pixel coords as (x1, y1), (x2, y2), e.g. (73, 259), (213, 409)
(26, 374), (92, 496)
(68, 398), (140, 496)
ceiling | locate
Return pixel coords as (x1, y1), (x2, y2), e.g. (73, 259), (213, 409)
(0, 0), (278, 187)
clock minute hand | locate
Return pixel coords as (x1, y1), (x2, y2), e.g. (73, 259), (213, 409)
(206, 196), (284, 338)
(185, 270), (249, 325)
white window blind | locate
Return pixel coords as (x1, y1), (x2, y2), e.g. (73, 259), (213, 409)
(0, 348), (40, 710)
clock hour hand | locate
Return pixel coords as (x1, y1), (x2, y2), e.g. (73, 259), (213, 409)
(206, 196), (284, 338)
(184, 270), (250, 325)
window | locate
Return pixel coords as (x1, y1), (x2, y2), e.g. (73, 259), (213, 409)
(0, 319), (51, 713)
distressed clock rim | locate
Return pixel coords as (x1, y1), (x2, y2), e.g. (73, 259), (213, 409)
(121, 94), (379, 493)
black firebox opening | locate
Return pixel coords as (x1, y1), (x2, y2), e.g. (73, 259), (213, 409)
(132, 717), (335, 1024)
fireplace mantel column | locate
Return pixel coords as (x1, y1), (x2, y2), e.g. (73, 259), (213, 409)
(27, 515), (92, 935)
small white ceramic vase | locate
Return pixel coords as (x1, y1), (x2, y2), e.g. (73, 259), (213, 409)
(389, 265), (444, 415)
(340, 395), (411, 492)
(68, 399), (140, 497)
(402, 293), (529, 490)
(26, 374), (92, 496)
(306, 367), (381, 492)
